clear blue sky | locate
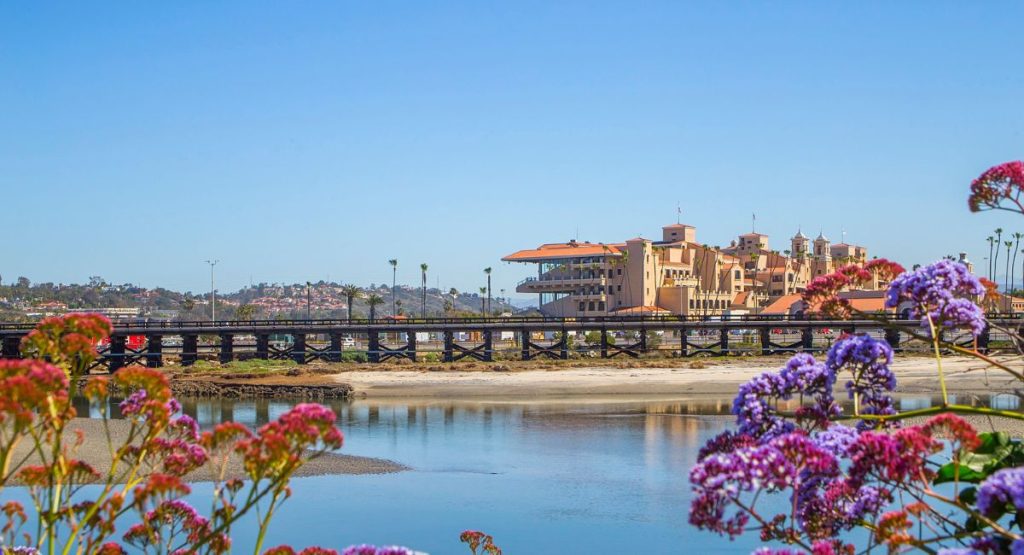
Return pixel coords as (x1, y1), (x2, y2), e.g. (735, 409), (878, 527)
(3, 1), (1023, 297)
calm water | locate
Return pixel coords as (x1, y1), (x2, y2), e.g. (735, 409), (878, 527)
(187, 397), (740, 554)
(52, 392), (1021, 553)
(155, 393), (1016, 554)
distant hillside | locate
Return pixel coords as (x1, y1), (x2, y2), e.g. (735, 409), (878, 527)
(0, 276), (515, 321)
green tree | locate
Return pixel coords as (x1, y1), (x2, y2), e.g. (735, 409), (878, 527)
(994, 228), (1004, 285)
(341, 284), (362, 322)
(388, 258), (398, 316)
(235, 303), (256, 320)
(366, 293), (384, 322)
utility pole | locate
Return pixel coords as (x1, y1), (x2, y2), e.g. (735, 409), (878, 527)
(205, 260), (219, 322)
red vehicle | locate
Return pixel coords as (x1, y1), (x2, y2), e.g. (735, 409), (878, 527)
(99, 335), (146, 350)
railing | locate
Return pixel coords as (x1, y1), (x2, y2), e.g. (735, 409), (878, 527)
(1, 312), (1023, 332)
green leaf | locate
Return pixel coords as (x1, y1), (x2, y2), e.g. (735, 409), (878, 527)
(959, 486), (977, 505)
(933, 432), (1024, 485)
(934, 463), (988, 484)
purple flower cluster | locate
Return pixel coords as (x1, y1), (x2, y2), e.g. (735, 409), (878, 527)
(732, 353), (836, 439)
(886, 259), (987, 337)
(118, 389), (148, 415)
(690, 431), (840, 538)
(976, 467), (1024, 516)
(812, 424), (858, 457)
(825, 334), (897, 429)
(342, 546), (416, 555)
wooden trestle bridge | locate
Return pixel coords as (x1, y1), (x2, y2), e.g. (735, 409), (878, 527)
(0, 315), (1015, 373)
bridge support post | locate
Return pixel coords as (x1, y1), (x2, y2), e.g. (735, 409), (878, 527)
(760, 328), (771, 355)
(719, 328), (729, 356)
(219, 334), (234, 364)
(146, 335), (163, 368)
(443, 331), (454, 362)
(255, 334), (270, 360)
(559, 331), (569, 359)
(521, 329), (531, 360)
(801, 328), (814, 351)
(181, 335), (198, 366)
(680, 328), (689, 357)
(292, 333), (306, 364)
(407, 331), (417, 361)
(482, 330), (493, 362)
(639, 329), (647, 354)
(368, 331), (380, 363)
(1, 336), (21, 358)
(979, 324), (991, 354)
(109, 335), (126, 373)
(600, 328), (608, 358)
(884, 328), (901, 351)
(329, 333), (343, 362)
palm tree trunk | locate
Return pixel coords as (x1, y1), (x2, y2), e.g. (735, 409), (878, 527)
(392, 269), (397, 317)
(989, 240), (995, 280)
(487, 275), (492, 315)
(347, 296), (353, 323)
(1013, 238), (1021, 295)
(1007, 243), (1013, 292)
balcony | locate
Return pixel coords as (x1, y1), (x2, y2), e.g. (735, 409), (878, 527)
(517, 274), (607, 293)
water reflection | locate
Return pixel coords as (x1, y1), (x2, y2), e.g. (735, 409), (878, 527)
(65, 393), (1024, 553)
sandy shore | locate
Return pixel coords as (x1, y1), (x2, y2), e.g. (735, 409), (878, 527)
(5, 418), (406, 485)
(319, 355), (1024, 399)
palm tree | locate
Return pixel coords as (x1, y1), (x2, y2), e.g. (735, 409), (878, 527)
(341, 284), (362, 322)
(988, 236), (996, 279)
(388, 259), (398, 316)
(994, 229), (1004, 284)
(1007, 241), (1015, 292)
(484, 267), (493, 315)
(1013, 233), (1023, 294)
(420, 263), (428, 318)
(366, 293), (384, 322)
(478, 286), (487, 315)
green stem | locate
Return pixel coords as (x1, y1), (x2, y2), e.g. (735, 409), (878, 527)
(925, 313), (948, 406)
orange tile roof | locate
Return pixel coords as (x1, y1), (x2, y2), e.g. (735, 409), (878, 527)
(611, 305), (672, 314)
(762, 294), (803, 315)
(732, 291), (751, 305)
(502, 242), (622, 262)
(761, 292), (890, 315)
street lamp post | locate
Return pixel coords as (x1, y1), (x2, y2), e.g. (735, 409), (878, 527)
(306, 281), (312, 320)
(205, 260), (219, 322)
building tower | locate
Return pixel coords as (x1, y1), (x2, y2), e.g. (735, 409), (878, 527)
(791, 229), (809, 259)
(812, 232), (832, 276)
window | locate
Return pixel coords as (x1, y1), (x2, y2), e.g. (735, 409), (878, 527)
(617, 269), (622, 276)
(579, 302), (586, 311)
(689, 299), (694, 309)
(588, 301), (595, 311)
(617, 285), (622, 292)
(734, 270), (741, 279)
(598, 301), (605, 311)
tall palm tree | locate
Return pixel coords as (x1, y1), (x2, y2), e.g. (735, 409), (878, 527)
(994, 229), (1004, 284)
(388, 259), (398, 316)
(478, 286), (487, 315)
(420, 263), (428, 318)
(366, 293), (384, 322)
(1007, 241), (1015, 292)
(988, 236), (996, 279)
(341, 284), (362, 322)
(484, 267), (493, 315)
(1013, 233), (1023, 294)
